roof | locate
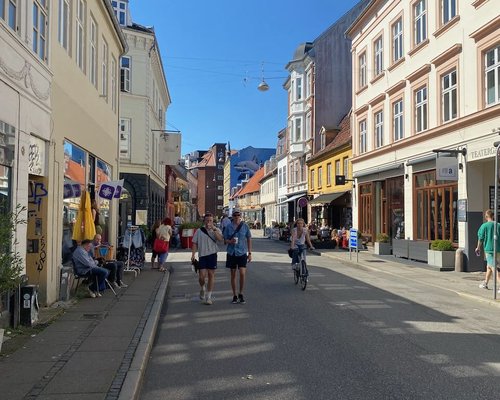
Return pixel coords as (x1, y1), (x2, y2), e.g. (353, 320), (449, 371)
(234, 167), (265, 197)
(197, 150), (216, 168)
(308, 112), (352, 163)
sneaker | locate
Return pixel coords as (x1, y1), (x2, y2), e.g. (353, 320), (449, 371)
(238, 294), (246, 304)
(204, 297), (213, 305)
(200, 286), (206, 300)
(118, 282), (128, 288)
(479, 281), (488, 289)
(231, 295), (239, 304)
(96, 292), (102, 297)
(88, 288), (96, 298)
(112, 282), (119, 289)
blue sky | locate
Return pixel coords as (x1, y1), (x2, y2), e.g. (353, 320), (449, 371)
(129, 0), (360, 155)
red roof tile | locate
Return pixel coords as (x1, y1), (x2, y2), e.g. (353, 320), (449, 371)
(235, 167), (265, 197)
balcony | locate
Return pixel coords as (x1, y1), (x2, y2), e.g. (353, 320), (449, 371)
(289, 141), (305, 157)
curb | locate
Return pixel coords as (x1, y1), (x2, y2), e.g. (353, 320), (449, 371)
(118, 270), (171, 400)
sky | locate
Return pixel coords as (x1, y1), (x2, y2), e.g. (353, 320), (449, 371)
(129, 0), (361, 155)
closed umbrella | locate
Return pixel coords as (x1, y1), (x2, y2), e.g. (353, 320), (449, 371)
(72, 190), (96, 241)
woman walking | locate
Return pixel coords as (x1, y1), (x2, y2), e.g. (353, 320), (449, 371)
(150, 219), (161, 269)
(191, 213), (223, 305)
(156, 218), (172, 272)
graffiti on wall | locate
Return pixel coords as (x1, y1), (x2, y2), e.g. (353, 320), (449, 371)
(28, 182), (48, 213)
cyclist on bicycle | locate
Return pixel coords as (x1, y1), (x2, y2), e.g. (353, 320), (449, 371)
(290, 218), (315, 270)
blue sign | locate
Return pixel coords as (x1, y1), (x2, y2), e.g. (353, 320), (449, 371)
(349, 228), (358, 248)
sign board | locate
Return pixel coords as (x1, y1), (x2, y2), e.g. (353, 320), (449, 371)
(349, 228), (358, 248)
(159, 133), (181, 166)
(436, 155), (458, 181)
(457, 199), (467, 222)
(335, 175), (346, 185)
(298, 197), (308, 208)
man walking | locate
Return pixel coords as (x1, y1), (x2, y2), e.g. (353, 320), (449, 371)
(191, 213), (223, 305)
(476, 209), (500, 292)
(224, 210), (252, 304)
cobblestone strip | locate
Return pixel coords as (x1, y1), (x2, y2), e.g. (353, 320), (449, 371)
(23, 301), (117, 399)
(104, 278), (162, 400)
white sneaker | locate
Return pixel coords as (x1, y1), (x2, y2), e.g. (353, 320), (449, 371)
(88, 288), (96, 298)
(119, 282), (128, 288)
(112, 282), (119, 289)
(479, 281), (488, 289)
(200, 286), (206, 300)
(96, 292), (102, 297)
(204, 297), (213, 305)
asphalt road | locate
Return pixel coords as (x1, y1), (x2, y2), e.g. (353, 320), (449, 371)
(140, 237), (500, 400)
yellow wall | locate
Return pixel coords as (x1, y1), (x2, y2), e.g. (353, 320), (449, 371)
(308, 147), (353, 195)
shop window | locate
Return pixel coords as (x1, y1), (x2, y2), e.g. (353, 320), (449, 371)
(414, 170), (458, 242)
(359, 183), (373, 236)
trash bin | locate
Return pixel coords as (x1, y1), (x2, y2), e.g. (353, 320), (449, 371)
(20, 285), (39, 327)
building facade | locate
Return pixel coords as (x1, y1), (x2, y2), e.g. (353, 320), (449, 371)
(347, 0), (500, 270)
(114, 1), (171, 234)
(259, 156), (278, 227)
(54, 0), (126, 304)
(0, 0), (52, 312)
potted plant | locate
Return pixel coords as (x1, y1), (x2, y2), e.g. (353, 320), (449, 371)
(427, 239), (455, 270)
(0, 205), (26, 334)
(374, 233), (391, 255)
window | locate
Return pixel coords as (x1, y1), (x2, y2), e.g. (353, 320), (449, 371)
(359, 52), (367, 88)
(335, 160), (340, 180)
(320, 132), (326, 150)
(111, 0), (127, 26)
(305, 113), (312, 140)
(375, 111), (384, 148)
(296, 77), (302, 101)
(283, 166), (287, 187)
(76, 0), (85, 70)
(1, 0), (17, 31)
(414, 0), (427, 46)
(441, 0), (456, 24)
(58, 0), (70, 50)
(32, 0), (48, 61)
(485, 45), (500, 106)
(326, 163), (332, 186)
(359, 120), (367, 154)
(374, 37), (384, 76)
(310, 170), (315, 190)
(121, 56), (131, 92)
(294, 118), (302, 142)
(101, 39), (108, 98)
(306, 70), (312, 97)
(318, 166), (323, 188)
(343, 157), (348, 177)
(392, 18), (403, 63)
(415, 86), (428, 132)
(89, 17), (97, 87)
(119, 118), (131, 158)
(441, 70), (457, 122)
(111, 57), (117, 111)
(393, 100), (404, 141)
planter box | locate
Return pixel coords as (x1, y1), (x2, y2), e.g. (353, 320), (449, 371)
(427, 249), (455, 271)
(393, 239), (409, 258)
(374, 242), (392, 255)
(409, 241), (430, 262)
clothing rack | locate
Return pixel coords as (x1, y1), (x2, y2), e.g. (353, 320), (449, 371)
(124, 225), (141, 277)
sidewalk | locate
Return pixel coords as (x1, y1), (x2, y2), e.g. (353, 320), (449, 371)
(0, 262), (170, 400)
(252, 229), (500, 309)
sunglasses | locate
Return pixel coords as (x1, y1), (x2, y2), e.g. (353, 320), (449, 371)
(233, 214), (241, 217)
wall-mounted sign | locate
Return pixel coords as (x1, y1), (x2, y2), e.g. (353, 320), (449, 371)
(436, 155), (458, 181)
(457, 199), (467, 222)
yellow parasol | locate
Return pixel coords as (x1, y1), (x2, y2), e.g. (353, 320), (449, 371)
(72, 190), (96, 241)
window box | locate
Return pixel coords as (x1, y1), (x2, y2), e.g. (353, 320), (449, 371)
(374, 242), (392, 255)
(427, 249), (455, 270)
(393, 239), (409, 258)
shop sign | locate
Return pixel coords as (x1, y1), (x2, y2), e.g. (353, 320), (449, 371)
(457, 199), (467, 222)
(28, 136), (46, 176)
(467, 141), (496, 161)
(436, 156), (458, 181)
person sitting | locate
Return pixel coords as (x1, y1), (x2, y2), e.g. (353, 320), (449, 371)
(91, 234), (128, 288)
(330, 229), (339, 249)
(72, 239), (109, 298)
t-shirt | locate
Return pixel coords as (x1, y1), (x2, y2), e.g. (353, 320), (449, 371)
(224, 222), (251, 256)
(478, 221), (500, 253)
(192, 227), (221, 257)
(292, 227), (308, 247)
(156, 224), (172, 241)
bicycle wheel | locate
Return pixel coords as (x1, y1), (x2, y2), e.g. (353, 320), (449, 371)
(293, 264), (299, 284)
(300, 260), (308, 290)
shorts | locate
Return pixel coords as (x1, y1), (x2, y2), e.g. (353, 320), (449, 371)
(226, 254), (248, 269)
(485, 253), (500, 268)
(199, 253), (217, 270)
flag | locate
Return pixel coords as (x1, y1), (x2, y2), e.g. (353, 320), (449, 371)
(63, 183), (73, 199)
(98, 180), (124, 200)
(72, 184), (82, 198)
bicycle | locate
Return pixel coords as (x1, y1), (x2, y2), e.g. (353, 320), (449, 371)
(292, 245), (312, 290)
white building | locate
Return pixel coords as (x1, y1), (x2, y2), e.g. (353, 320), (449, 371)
(112, 0), (172, 233)
(260, 155), (278, 227)
(276, 128), (289, 223)
(347, 0), (500, 270)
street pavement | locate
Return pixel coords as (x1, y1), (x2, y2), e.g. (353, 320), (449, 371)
(0, 230), (499, 399)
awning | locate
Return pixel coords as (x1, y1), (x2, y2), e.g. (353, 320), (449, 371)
(277, 192), (307, 205)
(310, 191), (347, 205)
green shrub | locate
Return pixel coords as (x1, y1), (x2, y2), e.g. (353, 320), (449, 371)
(376, 233), (390, 243)
(430, 239), (454, 251)
(179, 221), (203, 230)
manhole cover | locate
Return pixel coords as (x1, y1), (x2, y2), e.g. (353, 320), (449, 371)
(366, 259), (386, 263)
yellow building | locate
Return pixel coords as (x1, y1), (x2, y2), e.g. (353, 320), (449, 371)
(307, 113), (353, 229)
(38, 0), (127, 305)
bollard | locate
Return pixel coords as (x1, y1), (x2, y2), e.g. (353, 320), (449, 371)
(455, 248), (464, 272)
